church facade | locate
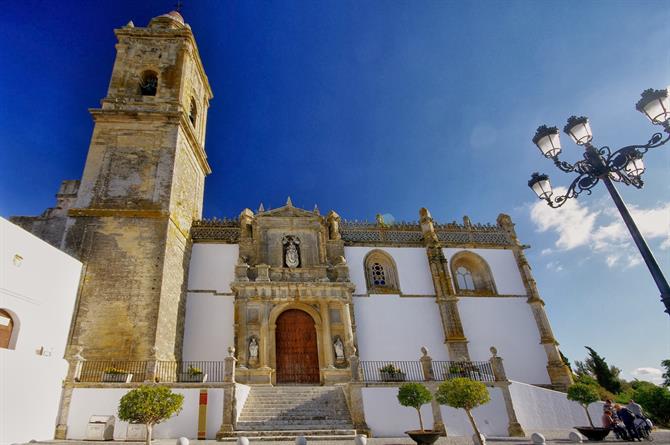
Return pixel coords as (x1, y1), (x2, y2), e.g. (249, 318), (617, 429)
(9, 10), (576, 440)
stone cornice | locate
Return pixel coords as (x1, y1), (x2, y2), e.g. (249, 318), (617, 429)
(232, 280), (355, 300)
(68, 208), (168, 218)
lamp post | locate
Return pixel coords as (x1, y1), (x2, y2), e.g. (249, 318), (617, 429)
(527, 88), (670, 316)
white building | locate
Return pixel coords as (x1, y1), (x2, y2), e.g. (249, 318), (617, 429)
(0, 218), (82, 445)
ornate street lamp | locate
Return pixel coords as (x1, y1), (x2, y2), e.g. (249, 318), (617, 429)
(527, 87), (670, 316)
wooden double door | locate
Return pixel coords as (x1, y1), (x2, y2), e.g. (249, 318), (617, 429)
(275, 309), (320, 384)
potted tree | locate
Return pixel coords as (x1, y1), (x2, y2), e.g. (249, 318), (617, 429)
(397, 382), (440, 445)
(118, 385), (184, 445)
(181, 365), (208, 383)
(102, 367), (133, 383)
(435, 377), (490, 445)
(566, 383), (610, 441)
(380, 364), (406, 382)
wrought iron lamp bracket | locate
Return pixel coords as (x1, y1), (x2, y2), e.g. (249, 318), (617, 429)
(544, 128), (669, 207)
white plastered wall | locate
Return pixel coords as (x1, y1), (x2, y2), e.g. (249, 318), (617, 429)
(458, 298), (550, 384)
(354, 295), (449, 361)
(510, 381), (604, 431)
(183, 243), (238, 361)
(345, 247), (434, 295)
(443, 248), (525, 295)
(187, 244), (238, 293)
(362, 386), (507, 437)
(0, 218), (82, 445)
(67, 388), (224, 439)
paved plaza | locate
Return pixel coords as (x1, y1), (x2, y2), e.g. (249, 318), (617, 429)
(28, 429), (670, 445)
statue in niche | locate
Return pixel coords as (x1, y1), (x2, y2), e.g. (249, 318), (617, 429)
(248, 337), (259, 362)
(333, 337), (345, 361)
(282, 235), (301, 268)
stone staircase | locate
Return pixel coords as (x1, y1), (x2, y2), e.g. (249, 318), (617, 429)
(229, 385), (356, 440)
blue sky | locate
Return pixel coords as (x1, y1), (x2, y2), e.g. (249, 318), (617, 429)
(1, 1), (668, 382)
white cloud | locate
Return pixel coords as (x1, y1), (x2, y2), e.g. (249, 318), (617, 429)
(530, 187), (599, 250)
(541, 248), (553, 256)
(631, 367), (663, 384)
(546, 261), (563, 272)
(529, 193), (670, 269)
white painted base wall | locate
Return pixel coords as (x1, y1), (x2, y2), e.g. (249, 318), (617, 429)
(439, 387), (508, 437)
(0, 350), (68, 445)
(510, 381), (604, 431)
(67, 388), (225, 440)
(361, 386), (507, 438)
(235, 384), (251, 422)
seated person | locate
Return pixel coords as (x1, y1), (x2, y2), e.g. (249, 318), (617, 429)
(602, 410), (628, 440)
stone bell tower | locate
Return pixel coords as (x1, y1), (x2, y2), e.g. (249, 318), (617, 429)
(63, 11), (213, 361)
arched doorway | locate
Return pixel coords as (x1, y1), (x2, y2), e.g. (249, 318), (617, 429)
(0, 309), (15, 349)
(275, 309), (320, 384)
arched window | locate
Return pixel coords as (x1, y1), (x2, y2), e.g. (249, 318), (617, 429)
(364, 250), (400, 293)
(450, 251), (497, 295)
(455, 266), (475, 290)
(139, 70), (158, 96)
(189, 97), (198, 127)
(0, 309), (15, 350)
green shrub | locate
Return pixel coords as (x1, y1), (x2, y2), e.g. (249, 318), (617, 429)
(435, 378), (490, 445)
(631, 381), (670, 427)
(118, 385), (184, 445)
(567, 383), (599, 427)
(397, 382), (433, 431)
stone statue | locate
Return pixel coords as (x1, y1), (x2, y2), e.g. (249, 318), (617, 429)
(282, 235), (301, 268)
(249, 337), (259, 360)
(333, 337), (344, 360)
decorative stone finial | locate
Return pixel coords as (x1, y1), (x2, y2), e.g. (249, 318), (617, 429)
(126, 20), (135, 28)
(258, 202), (265, 213)
(489, 346), (498, 357)
(227, 346), (236, 357)
(313, 204), (320, 215)
(286, 196), (293, 207)
(420, 346), (429, 357)
(463, 216), (472, 227)
(375, 213), (386, 227)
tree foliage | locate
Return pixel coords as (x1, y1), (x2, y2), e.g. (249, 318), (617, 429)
(662, 359), (670, 387)
(397, 383), (433, 431)
(630, 381), (670, 426)
(435, 378), (490, 410)
(435, 378), (490, 445)
(567, 383), (600, 427)
(118, 385), (184, 444)
(560, 350), (572, 373)
(583, 347), (622, 394)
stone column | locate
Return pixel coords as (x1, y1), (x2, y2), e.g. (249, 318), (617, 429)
(497, 213), (573, 391)
(260, 302), (270, 368)
(55, 346), (85, 439)
(420, 208), (470, 360)
(429, 395), (446, 435)
(235, 300), (248, 366)
(489, 346), (525, 437)
(348, 384), (370, 435)
(349, 354), (361, 382)
(217, 347), (238, 439)
(320, 301), (335, 367)
(341, 302), (355, 357)
(419, 346), (434, 381)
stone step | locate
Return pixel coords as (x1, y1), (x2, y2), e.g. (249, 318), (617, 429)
(219, 432), (357, 441)
(240, 411), (350, 417)
(230, 428), (357, 435)
(237, 420), (354, 428)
